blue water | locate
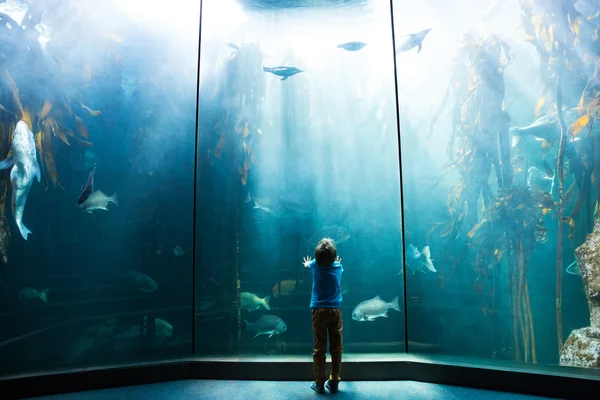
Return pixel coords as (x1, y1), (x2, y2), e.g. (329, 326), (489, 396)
(0, 0), (596, 385)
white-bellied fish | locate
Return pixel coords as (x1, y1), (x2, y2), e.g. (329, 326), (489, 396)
(124, 271), (157, 293)
(403, 244), (437, 274)
(262, 66), (303, 81)
(396, 28), (431, 54)
(527, 164), (555, 195)
(112, 317), (172, 353)
(78, 190), (118, 213)
(306, 226), (350, 250)
(0, 121), (41, 240)
(245, 315), (287, 338)
(241, 291), (271, 311)
(510, 109), (578, 147)
(337, 42), (367, 51)
(19, 287), (48, 303)
(566, 260), (581, 276)
(173, 246), (185, 257)
(352, 295), (400, 322)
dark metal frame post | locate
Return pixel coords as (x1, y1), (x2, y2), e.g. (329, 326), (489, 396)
(388, 0), (409, 353)
(191, 0), (205, 357)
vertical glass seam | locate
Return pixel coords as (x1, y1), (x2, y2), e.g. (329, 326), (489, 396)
(192, 0), (205, 358)
(388, 0), (409, 355)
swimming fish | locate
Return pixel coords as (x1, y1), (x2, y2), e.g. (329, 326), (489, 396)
(337, 42), (367, 51)
(406, 244), (421, 260)
(241, 292), (271, 311)
(112, 317), (172, 353)
(198, 299), (216, 311)
(566, 260), (581, 276)
(352, 295), (400, 322)
(0, 121), (41, 240)
(396, 28), (431, 54)
(527, 166), (555, 194)
(306, 226), (350, 250)
(78, 190), (118, 213)
(404, 245), (437, 274)
(19, 287), (48, 303)
(173, 246), (186, 257)
(272, 279), (302, 297)
(262, 66), (303, 81)
(125, 271), (157, 293)
(244, 315), (287, 338)
(510, 109), (578, 147)
(77, 164), (96, 205)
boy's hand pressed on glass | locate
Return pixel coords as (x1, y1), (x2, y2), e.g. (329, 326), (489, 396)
(304, 255), (341, 268)
(303, 256), (313, 268)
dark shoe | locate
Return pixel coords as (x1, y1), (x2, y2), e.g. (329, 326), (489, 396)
(311, 382), (325, 393)
(326, 380), (339, 393)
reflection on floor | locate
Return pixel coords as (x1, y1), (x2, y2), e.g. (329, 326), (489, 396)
(29, 379), (556, 400)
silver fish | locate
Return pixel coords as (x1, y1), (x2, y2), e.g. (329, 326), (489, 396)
(126, 271), (157, 293)
(306, 226), (350, 249)
(510, 109), (578, 147)
(337, 42), (367, 51)
(19, 287), (48, 303)
(240, 292), (271, 311)
(566, 260), (581, 276)
(396, 28), (431, 54)
(112, 317), (172, 353)
(262, 66), (303, 81)
(173, 246), (186, 257)
(352, 295), (400, 322)
(406, 244), (421, 260)
(79, 190), (118, 213)
(527, 166), (555, 194)
(244, 315), (287, 338)
(0, 121), (41, 240)
(405, 245), (436, 274)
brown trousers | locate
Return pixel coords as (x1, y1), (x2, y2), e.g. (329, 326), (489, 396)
(311, 308), (343, 385)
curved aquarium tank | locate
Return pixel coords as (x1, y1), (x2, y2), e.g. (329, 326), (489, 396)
(0, 0), (599, 380)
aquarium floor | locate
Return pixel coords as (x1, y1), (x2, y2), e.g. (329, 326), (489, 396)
(27, 379), (554, 400)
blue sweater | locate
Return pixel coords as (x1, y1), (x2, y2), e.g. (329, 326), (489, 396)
(308, 259), (343, 308)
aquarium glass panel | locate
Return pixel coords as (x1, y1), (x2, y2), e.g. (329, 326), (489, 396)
(195, 0), (405, 357)
(0, 0), (199, 375)
(396, 0), (600, 371)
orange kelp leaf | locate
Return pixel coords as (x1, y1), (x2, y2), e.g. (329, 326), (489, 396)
(467, 223), (481, 239)
(41, 120), (58, 187)
(35, 131), (42, 154)
(74, 116), (89, 139)
(563, 216), (576, 239)
(72, 136), (93, 147)
(21, 110), (32, 130)
(62, 96), (74, 115)
(569, 115), (590, 137)
(76, 98), (101, 116)
(48, 116), (70, 146)
(426, 222), (444, 241)
(214, 133), (226, 158)
(0, 104), (17, 118)
(534, 96), (545, 117)
(4, 69), (24, 115)
(0, 180), (8, 216)
(570, 16), (581, 36)
(38, 99), (52, 120)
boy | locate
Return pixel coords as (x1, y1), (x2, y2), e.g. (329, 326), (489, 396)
(302, 237), (343, 393)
